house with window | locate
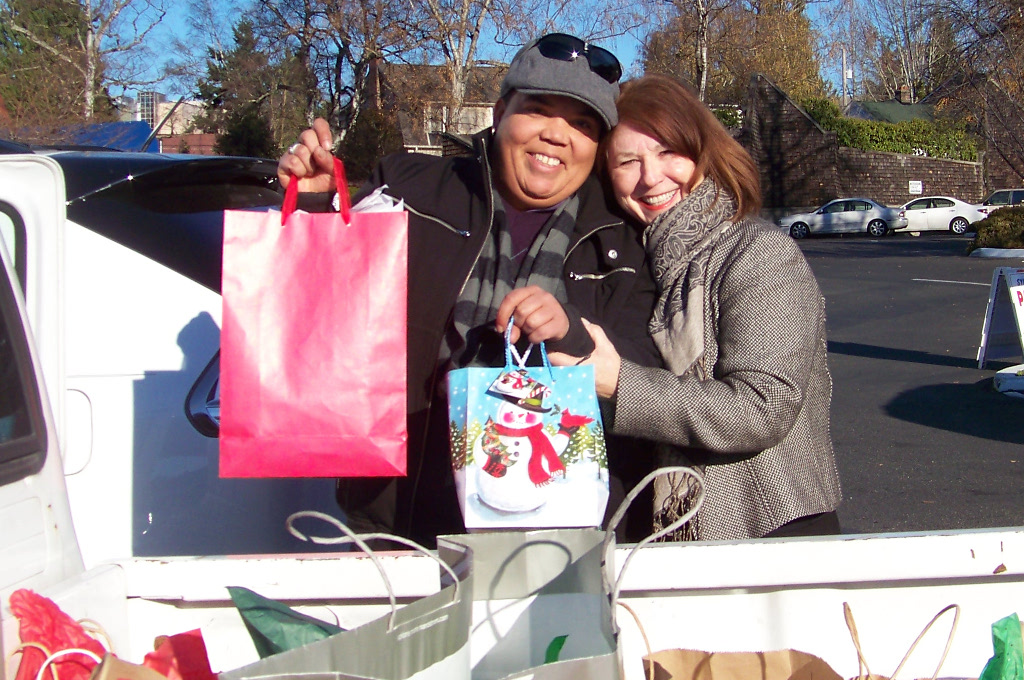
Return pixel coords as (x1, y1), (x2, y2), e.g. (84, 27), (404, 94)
(375, 62), (506, 155)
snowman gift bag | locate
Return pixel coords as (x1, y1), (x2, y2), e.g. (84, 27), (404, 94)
(447, 326), (609, 530)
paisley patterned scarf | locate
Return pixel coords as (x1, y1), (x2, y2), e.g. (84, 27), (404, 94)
(643, 178), (737, 540)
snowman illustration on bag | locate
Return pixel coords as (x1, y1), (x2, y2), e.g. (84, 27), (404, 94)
(447, 317), (609, 528)
(473, 368), (594, 513)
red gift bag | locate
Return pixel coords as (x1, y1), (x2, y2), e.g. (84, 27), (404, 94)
(220, 159), (408, 478)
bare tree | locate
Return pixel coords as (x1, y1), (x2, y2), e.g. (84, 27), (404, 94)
(415, 0), (495, 125)
(163, 0), (243, 95)
(1, 0), (166, 118)
(318, 0), (419, 141)
(936, 0), (1024, 184)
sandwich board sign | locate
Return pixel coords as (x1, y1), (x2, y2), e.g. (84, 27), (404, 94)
(978, 267), (1024, 368)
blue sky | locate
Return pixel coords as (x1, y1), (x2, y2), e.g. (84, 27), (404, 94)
(144, 4), (645, 98)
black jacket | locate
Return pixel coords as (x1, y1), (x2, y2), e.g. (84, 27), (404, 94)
(313, 129), (660, 542)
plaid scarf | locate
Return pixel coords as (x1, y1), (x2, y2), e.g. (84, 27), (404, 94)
(440, 182), (579, 372)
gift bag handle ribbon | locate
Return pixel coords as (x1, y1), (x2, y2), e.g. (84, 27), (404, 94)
(503, 316), (555, 384)
(844, 601), (960, 680)
(281, 156), (351, 225)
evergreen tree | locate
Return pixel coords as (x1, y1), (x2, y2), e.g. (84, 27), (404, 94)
(195, 18), (306, 154)
(213, 108), (280, 158)
(0, 0), (97, 136)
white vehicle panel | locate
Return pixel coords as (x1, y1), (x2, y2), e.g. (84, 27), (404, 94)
(0, 156), (65, 444)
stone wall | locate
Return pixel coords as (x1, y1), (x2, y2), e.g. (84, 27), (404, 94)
(745, 75), (985, 209)
(984, 92), (1024, 192)
(836, 148), (985, 205)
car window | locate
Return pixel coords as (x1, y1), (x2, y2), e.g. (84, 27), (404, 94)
(906, 200), (930, 210)
(851, 201), (871, 211)
(0, 202), (26, 293)
(985, 191), (1010, 206)
(823, 202), (846, 214)
(0, 252), (47, 484)
(932, 198), (953, 208)
(1013, 191), (1024, 205)
(55, 155), (281, 293)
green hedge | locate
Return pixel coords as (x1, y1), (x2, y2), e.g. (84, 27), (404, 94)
(713, 107), (743, 129)
(800, 98), (977, 162)
(968, 207), (1024, 252)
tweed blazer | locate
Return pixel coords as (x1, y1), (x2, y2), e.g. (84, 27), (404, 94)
(612, 202), (842, 540)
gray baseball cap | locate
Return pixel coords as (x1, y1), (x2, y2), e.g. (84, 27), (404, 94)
(499, 33), (621, 130)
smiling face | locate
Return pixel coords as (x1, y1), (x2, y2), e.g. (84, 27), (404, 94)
(498, 401), (543, 429)
(491, 92), (602, 210)
(605, 122), (701, 225)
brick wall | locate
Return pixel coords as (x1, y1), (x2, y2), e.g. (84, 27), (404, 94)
(159, 133), (217, 155)
(836, 148), (984, 204)
(745, 75), (838, 209)
(745, 75), (984, 209)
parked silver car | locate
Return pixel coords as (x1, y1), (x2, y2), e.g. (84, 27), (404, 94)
(898, 196), (984, 235)
(779, 198), (908, 239)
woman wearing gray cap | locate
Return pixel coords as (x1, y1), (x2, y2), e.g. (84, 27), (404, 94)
(279, 34), (661, 546)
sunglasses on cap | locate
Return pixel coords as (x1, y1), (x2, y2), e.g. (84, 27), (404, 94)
(535, 33), (622, 84)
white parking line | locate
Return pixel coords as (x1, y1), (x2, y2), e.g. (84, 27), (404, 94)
(912, 278), (989, 286)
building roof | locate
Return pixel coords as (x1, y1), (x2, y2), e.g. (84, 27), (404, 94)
(380, 63), (505, 107)
(63, 121), (159, 152)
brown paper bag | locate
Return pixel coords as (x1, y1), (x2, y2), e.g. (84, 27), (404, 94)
(641, 648), (844, 680)
(90, 654), (168, 680)
(843, 602), (967, 680)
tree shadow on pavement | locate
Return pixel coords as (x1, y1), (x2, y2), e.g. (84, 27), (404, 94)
(797, 235), (974, 260)
(884, 377), (1024, 445)
(828, 341), (981, 369)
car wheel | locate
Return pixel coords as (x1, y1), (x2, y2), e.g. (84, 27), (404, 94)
(867, 219), (888, 237)
(789, 222), (809, 239)
(950, 217), (970, 235)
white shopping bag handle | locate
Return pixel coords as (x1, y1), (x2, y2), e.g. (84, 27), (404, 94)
(601, 466), (706, 606)
(286, 510), (461, 632)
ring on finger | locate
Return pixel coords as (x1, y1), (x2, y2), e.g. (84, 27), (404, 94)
(288, 143), (302, 155)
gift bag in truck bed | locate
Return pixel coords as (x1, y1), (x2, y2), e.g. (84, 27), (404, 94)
(219, 512), (472, 680)
(220, 161), (408, 478)
(447, 324), (608, 529)
(437, 528), (618, 680)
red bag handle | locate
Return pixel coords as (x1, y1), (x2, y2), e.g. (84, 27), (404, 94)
(281, 156), (351, 225)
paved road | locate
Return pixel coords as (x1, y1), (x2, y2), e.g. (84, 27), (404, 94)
(795, 231), (1024, 535)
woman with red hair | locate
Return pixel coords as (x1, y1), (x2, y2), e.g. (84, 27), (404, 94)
(553, 74), (842, 540)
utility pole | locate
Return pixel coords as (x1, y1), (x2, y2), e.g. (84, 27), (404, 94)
(842, 46), (849, 110)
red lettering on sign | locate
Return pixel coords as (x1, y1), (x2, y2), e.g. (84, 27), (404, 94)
(1018, 290), (1024, 306)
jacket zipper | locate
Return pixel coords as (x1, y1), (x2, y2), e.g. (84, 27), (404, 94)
(406, 135), (493, 533)
(405, 203), (471, 237)
(565, 221), (638, 280)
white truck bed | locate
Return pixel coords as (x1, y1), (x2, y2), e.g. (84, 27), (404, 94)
(8, 527), (1016, 680)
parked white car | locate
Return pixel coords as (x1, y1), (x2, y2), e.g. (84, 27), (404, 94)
(779, 198), (908, 239)
(898, 196), (984, 235)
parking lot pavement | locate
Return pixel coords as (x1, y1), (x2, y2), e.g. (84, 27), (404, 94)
(794, 232), (1024, 535)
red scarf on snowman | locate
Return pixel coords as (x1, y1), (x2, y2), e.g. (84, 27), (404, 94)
(493, 422), (565, 485)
